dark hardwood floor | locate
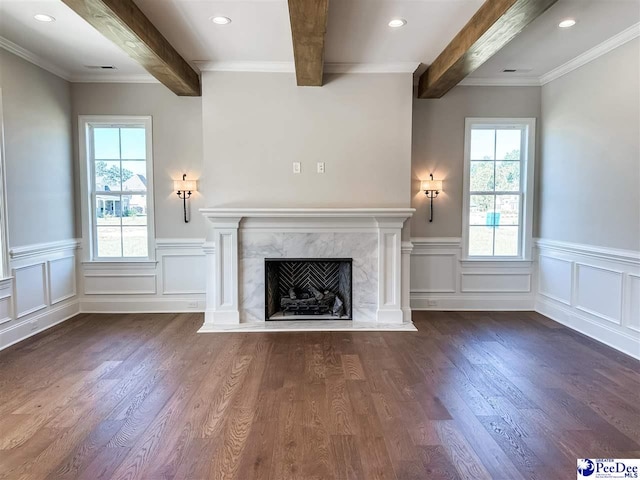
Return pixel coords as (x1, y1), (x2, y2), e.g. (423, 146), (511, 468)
(0, 311), (638, 480)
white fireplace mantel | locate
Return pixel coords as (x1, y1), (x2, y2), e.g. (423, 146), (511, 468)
(199, 207), (415, 332)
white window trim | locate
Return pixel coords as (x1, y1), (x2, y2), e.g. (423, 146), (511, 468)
(0, 89), (10, 279)
(78, 115), (156, 263)
(462, 117), (536, 261)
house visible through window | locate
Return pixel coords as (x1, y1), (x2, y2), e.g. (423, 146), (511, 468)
(81, 117), (154, 260)
(463, 118), (535, 259)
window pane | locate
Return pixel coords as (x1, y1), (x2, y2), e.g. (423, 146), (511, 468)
(121, 161), (147, 191)
(470, 161), (494, 192)
(496, 129), (521, 160)
(469, 195), (494, 226)
(97, 226), (122, 257)
(469, 226), (494, 256)
(470, 129), (495, 160)
(122, 194), (147, 225)
(95, 161), (121, 192)
(96, 194), (122, 227)
(495, 226), (519, 256)
(495, 161), (520, 192)
(93, 128), (120, 159)
(121, 128), (146, 160)
(495, 195), (520, 225)
(95, 193), (123, 221)
(123, 227), (148, 257)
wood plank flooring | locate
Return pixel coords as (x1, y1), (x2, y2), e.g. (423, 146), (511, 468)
(0, 311), (638, 479)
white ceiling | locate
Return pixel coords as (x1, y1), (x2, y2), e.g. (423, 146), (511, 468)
(0, 0), (638, 83)
(468, 0), (640, 81)
(0, 0), (149, 80)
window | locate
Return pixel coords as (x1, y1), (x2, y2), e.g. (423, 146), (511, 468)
(463, 118), (535, 259)
(79, 116), (154, 261)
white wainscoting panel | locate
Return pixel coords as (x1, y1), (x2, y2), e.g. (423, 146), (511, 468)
(410, 253), (456, 293)
(13, 262), (47, 318)
(48, 256), (76, 305)
(410, 238), (534, 310)
(535, 238), (640, 359)
(162, 254), (206, 295)
(461, 272), (531, 293)
(79, 239), (206, 313)
(0, 279), (12, 325)
(538, 255), (573, 305)
(627, 274), (640, 332)
(84, 273), (157, 295)
(575, 264), (623, 324)
(0, 239), (80, 352)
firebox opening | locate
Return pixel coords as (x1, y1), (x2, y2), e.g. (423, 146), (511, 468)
(265, 258), (353, 321)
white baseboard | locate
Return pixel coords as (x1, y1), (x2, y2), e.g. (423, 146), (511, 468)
(411, 295), (534, 311)
(536, 296), (639, 360)
(0, 300), (80, 351)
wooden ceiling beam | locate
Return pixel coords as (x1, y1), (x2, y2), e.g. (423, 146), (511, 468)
(417, 0), (558, 99)
(287, 0), (329, 86)
(61, 0), (200, 96)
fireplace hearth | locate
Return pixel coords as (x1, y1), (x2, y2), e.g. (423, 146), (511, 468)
(265, 258), (352, 320)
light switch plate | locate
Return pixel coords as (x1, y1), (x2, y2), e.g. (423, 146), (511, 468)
(317, 162), (325, 174)
(293, 162), (301, 174)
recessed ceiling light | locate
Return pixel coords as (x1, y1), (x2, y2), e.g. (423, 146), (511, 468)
(34, 14), (55, 22)
(388, 18), (407, 28)
(558, 19), (576, 28)
(211, 16), (231, 25)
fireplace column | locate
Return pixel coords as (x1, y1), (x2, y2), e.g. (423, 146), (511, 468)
(201, 216), (242, 328)
(375, 217), (407, 324)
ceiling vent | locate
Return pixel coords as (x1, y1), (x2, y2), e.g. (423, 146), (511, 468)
(85, 65), (117, 70)
(502, 68), (533, 73)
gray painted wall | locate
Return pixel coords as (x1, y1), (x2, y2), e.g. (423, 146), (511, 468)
(71, 83), (204, 239)
(0, 50), (75, 247)
(538, 38), (640, 251)
(411, 85), (541, 237)
(201, 72), (413, 208)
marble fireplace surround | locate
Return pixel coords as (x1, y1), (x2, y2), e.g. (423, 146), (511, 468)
(199, 208), (416, 332)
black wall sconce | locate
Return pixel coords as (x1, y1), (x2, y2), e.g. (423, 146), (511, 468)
(174, 174), (197, 223)
(422, 173), (443, 223)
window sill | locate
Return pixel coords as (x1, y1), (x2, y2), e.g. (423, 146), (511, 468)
(81, 260), (158, 270)
(460, 258), (533, 268)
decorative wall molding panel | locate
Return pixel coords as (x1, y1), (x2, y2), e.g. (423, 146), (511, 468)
(410, 237), (535, 310)
(534, 238), (640, 359)
(78, 239), (206, 313)
(0, 239), (80, 351)
(13, 262), (48, 318)
(0, 279), (12, 326)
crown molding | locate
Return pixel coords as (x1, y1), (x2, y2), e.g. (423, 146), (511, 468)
(458, 77), (542, 87)
(0, 36), (71, 81)
(196, 61), (419, 74)
(540, 22), (640, 85)
(69, 73), (159, 84)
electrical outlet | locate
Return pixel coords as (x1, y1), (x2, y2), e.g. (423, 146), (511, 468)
(188, 301), (199, 309)
(29, 319), (38, 331)
(293, 162), (301, 174)
(427, 300), (437, 307)
(317, 162), (325, 174)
